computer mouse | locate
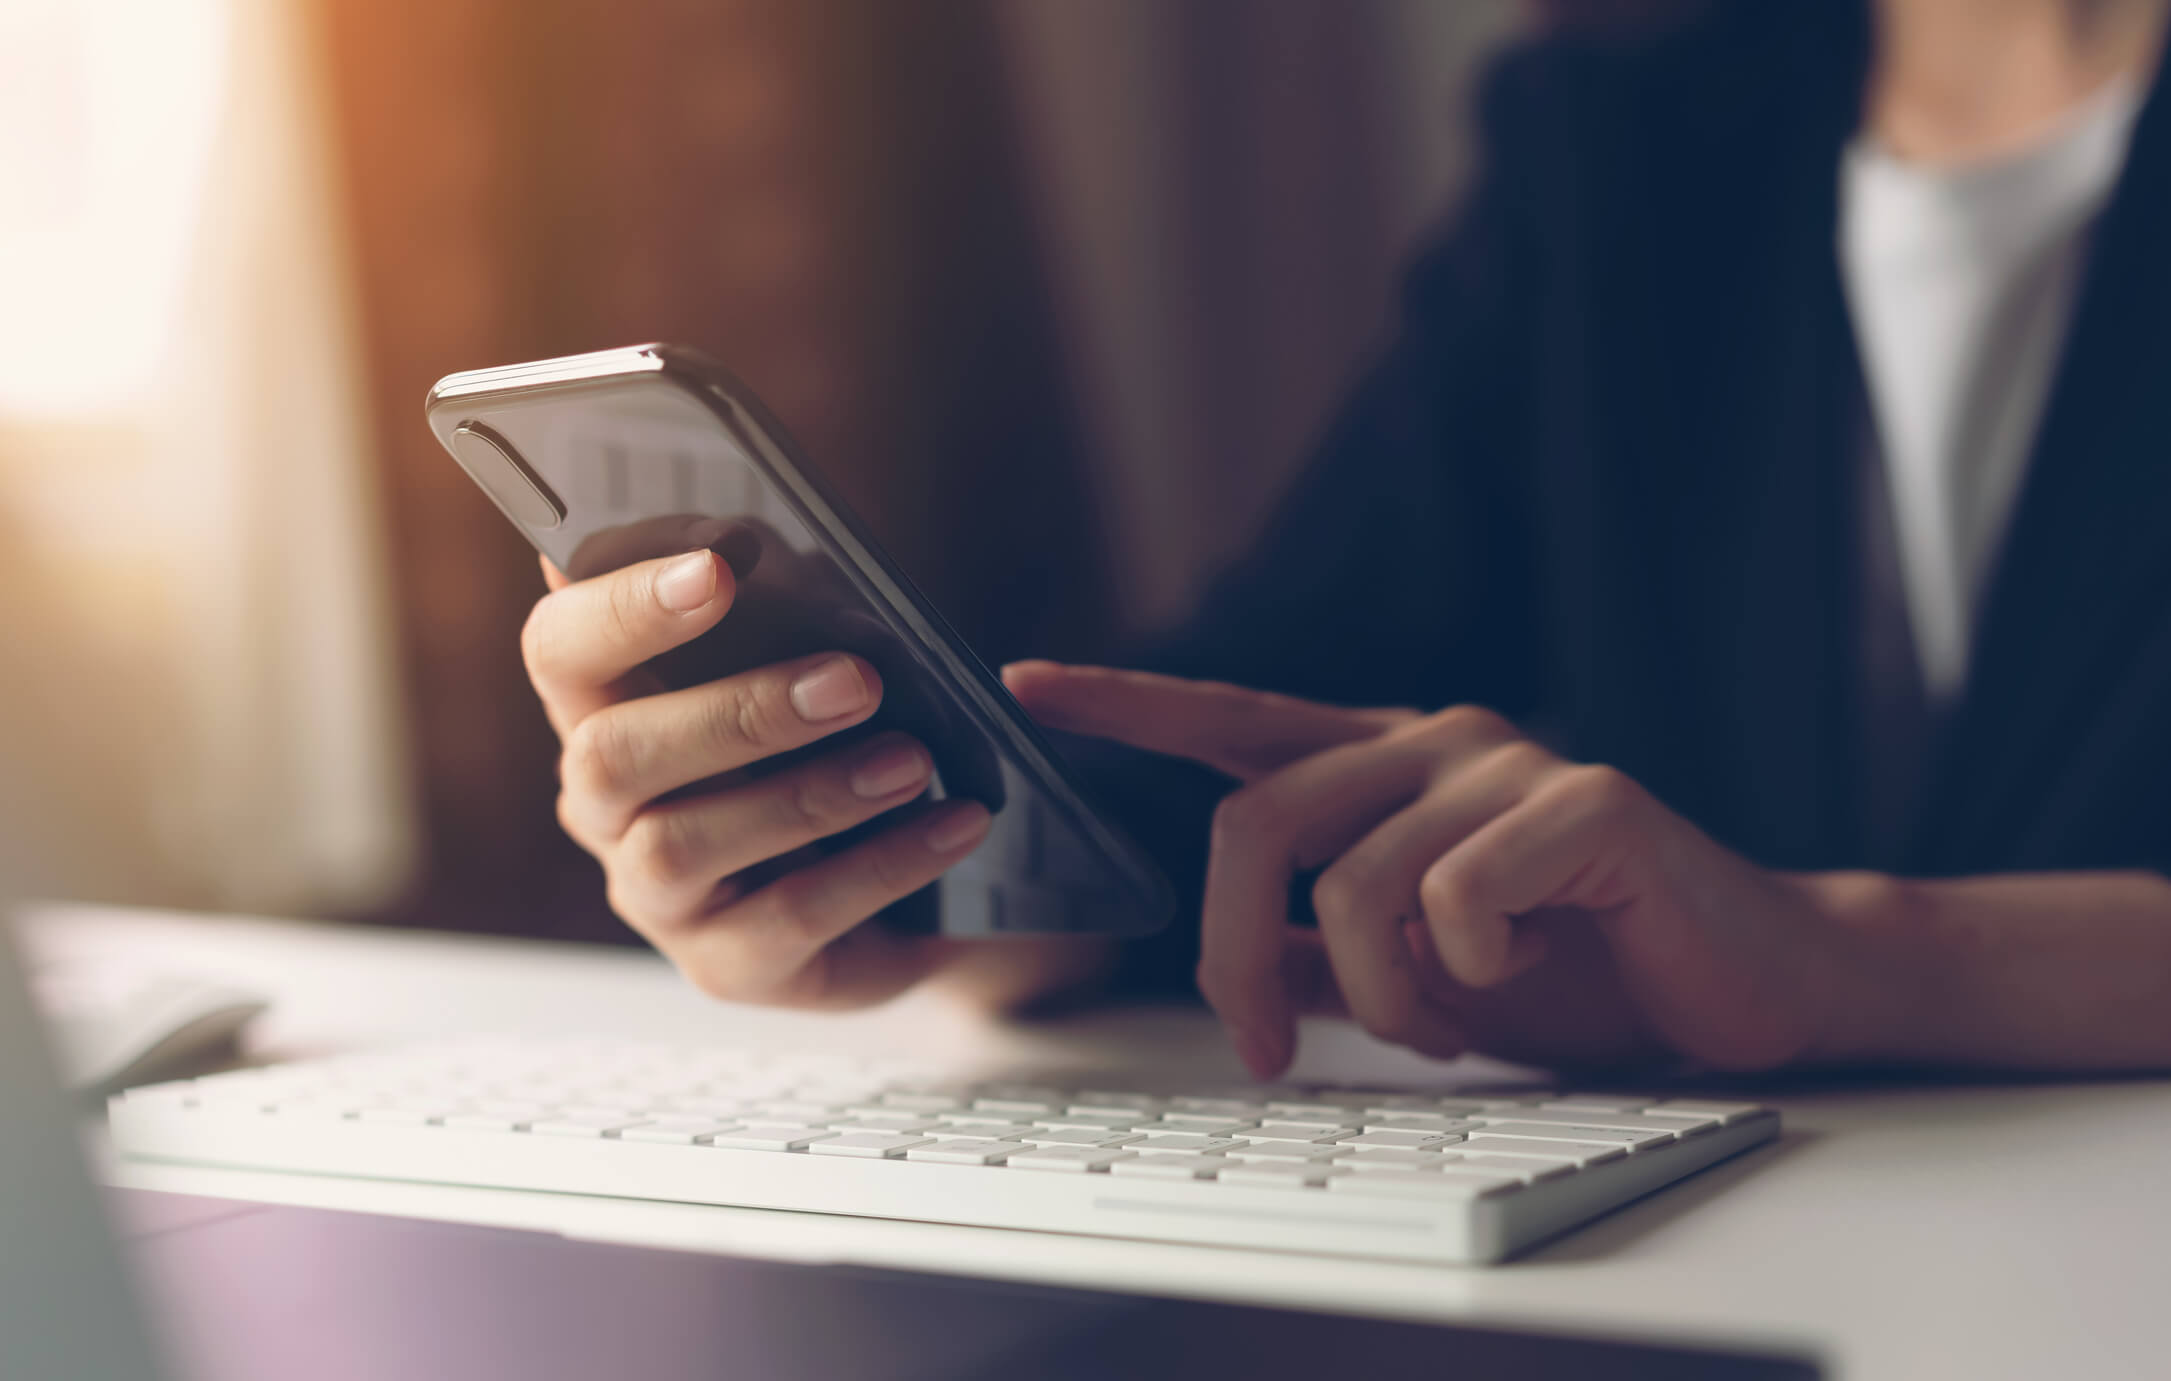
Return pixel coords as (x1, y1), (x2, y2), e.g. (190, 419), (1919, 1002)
(32, 962), (268, 1095)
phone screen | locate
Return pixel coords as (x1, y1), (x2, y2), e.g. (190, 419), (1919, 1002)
(429, 352), (1171, 938)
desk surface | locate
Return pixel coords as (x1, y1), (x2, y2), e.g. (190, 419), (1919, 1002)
(23, 902), (2171, 1381)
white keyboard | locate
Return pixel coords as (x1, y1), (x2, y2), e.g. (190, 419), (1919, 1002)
(108, 1038), (1780, 1264)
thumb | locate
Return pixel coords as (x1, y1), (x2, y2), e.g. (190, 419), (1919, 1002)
(1002, 661), (1400, 781)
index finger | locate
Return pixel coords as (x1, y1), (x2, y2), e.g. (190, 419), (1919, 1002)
(522, 548), (736, 735)
(1200, 727), (1464, 1077)
(1002, 661), (1402, 781)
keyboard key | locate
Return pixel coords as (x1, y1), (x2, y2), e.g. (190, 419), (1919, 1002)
(1336, 1149), (1452, 1173)
(1357, 1096), (1449, 1115)
(1460, 1135), (1627, 1166)
(1648, 1099), (1763, 1125)
(825, 1116), (939, 1135)
(1459, 1095), (1551, 1111)
(1472, 1119), (1675, 1151)
(1031, 1112), (1140, 1133)
(1241, 1123), (1354, 1144)
(1541, 1096), (1654, 1114)
(1130, 1118), (1250, 1137)
(1336, 1130), (1464, 1152)
(1110, 1154), (1228, 1181)
(934, 1116), (1034, 1138)
(1423, 1102), (1495, 1118)
(1328, 1170), (1519, 1201)
(974, 1084), (1069, 1113)
(189, 1088), (280, 1114)
(440, 1109), (535, 1132)
(1224, 1142), (1344, 1163)
(708, 1126), (834, 1152)
(1167, 1097), (1266, 1118)
(842, 1104), (942, 1123)
(1317, 1090), (1430, 1108)
(974, 1096), (1060, 1115)
(1163, 1098), (1267, 1120)
(620, 1118), (734, 1145)
(267, 1094), (368, 1120)
(1220, 1163), (1340, 1189)
(809, 1133), (933, 1159)
(1264, 1102), (1365, 1121)
(1637, 1109), (1732, 1132)
(1476, 1108), (1683, 1133)
(938, 1109), (1033, 1128)
(1198, 1083), (1315, 1103)
(1069, 1092), (1166, 1116)
(531, 1111), (645, 1138)
(905, 1139), (1017, 1166)
(1130, 1134), (1247, 1154)
(1005, 1146), (1136, 1173)
(1442, 1152), (1574, 1183)
(1359, 1116), (1485, 1136)
(356, 1105), (454, 1126)
(1257, 1117), (1359, 1135)
(1013, 1127), (1140, 1148)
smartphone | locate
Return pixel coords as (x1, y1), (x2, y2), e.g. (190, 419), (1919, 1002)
(426, 343), (1171, 938)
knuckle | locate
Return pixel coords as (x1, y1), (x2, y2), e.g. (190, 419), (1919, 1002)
(1429, 702), (1513, 743)
(752, 872), (819, 938)
(1209, 787), (1281, 851)
(704, 681), (782, 754)
(620, 810), (700, 889)
(518, 599), (558, 680)
(1476, 738), (1553, 782)
(782, 770), (843, 834)
(1550, 762), (1641, 818)
(554, 792), (599, 851)
(1419, 857), (1478, 919)
(1308, 866), (1365, 929)
(859, 836), (920, 899)
(602, 873), (663, 940)
(560, 713), (635, 806)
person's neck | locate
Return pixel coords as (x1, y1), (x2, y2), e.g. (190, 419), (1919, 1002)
(1867, 0), (2169, 163)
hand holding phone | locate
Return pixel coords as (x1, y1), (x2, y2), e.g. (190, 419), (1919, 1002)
(429, 346), (1170, 1009)
(522, 545), (1008, 1007)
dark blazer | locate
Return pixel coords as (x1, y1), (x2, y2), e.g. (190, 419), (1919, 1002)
(1100, 0), (2171, 992)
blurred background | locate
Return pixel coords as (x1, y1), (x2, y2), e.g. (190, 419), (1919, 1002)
(0, 0), (1674, 943)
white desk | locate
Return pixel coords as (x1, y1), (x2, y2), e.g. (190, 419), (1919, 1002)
(25, 901), (2171, 1380)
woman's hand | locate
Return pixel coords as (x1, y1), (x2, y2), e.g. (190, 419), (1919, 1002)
(523, 549), (1003, 1009)
(1005, 661), (1876, 1077)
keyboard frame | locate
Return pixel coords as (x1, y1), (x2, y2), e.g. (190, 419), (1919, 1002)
(110, 1088), (1779, 1265)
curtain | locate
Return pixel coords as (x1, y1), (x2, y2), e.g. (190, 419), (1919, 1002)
(0, 0), (414, 915)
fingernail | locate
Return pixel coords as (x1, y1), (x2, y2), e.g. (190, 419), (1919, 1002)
(655, 551), (718, 612)
(850, 740), (930, 798)
(924, 803), (991, 853)
(790, 657), (869, 722)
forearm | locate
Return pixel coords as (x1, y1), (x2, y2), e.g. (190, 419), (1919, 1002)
(1811, 869), (2171, 1070)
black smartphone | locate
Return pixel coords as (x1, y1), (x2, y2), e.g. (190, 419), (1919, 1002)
(426, 343), (1171, 938)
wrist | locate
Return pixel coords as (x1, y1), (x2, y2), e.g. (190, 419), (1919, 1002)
(1794, 869), (1937, 1066)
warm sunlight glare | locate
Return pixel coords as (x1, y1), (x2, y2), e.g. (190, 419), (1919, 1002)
(0, 0), (229, 416)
